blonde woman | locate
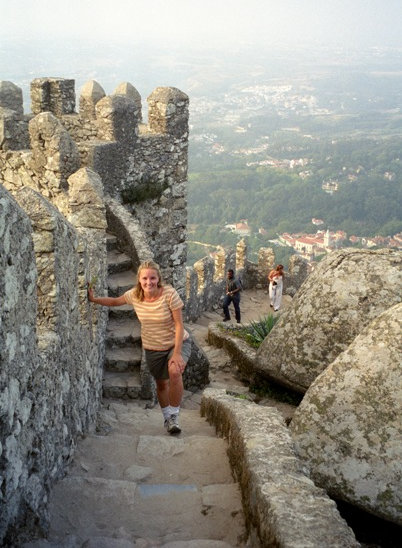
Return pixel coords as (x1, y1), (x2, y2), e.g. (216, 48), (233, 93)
(88, 260), (191, 435)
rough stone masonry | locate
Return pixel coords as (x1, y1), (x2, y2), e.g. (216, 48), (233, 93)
(0, 76), (191, 545)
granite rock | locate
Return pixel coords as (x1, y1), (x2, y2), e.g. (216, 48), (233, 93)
(290, 302), (402, 525)
(256, 248), (402, 392)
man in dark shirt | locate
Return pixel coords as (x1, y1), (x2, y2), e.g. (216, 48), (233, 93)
(222, 269), (241, 323)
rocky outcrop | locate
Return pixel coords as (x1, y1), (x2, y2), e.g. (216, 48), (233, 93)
(255, 248), (402, 393)
(290, 303), (402, 525)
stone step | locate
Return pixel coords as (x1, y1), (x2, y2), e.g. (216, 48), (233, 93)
(107, 248), (133, 275)
(108, 270), (136, 297)
(40, 405), (245, 547)
(105, 347), (142, 372)
(46, 475), (242, 546)
(106, 317), (141, 346)
(102, 371), (142, 399)
(106, 232), (118, 251)
(109, 303), (135, 320)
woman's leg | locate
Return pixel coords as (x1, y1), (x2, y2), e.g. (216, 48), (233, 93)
(167, 361), (184, 407)
(155, 378), (170, 408)
(269, 282), (274, 306)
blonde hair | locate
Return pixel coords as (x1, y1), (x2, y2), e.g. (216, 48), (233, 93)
(134, 260), (164, 301)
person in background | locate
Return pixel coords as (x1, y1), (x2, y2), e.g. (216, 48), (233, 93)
(88, 260), (191, 435)
(222, 268), (242, 323)
(268, 264), (284, 312)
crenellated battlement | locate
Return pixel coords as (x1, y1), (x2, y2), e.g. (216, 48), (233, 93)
(0, 77), (189, 291)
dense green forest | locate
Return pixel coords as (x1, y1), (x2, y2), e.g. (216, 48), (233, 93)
(188, 166), (401, 237)
(187, 135), (402, 264)
(188, 134), (402, 235)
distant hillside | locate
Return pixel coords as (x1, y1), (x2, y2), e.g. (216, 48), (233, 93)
(188, 162), (402, 240)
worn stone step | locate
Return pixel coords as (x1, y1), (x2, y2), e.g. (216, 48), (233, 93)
(108, 270), (136, 297)
(106, 232), (118, 251)
(106, 317), (141, 346)
(107, 248), (133, 275)
(102, 371), (142, 399)
(44, 402), (245, 546)
(46, 475), (243, 546)
(109, 304), (135, 320)
(97, 404), (219, 439)
(105, 347), (142, 372)
(67, 430), (235, 486)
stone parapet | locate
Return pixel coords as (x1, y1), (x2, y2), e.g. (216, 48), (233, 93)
(0, 185), (107, 546)
(0, 107), (30, 151)
(147, 86), (189, 138)
(207, 323), (257, 383)
(31, 78), (75, 116)
(0, 81), (24, 115)
(201, 388), (359, 548)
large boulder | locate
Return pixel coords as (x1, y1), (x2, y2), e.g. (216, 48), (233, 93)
(255, 248), (401, 393)
(289, 302), (402, 525)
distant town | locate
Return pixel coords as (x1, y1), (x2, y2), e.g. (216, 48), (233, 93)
(224, 218), (402, 266)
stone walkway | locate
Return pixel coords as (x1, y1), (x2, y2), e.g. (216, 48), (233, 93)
(33, 400), (247, 547)
(23, 289), (288, 548)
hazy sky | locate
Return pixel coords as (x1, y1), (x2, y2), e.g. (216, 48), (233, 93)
(2, 0), (402, 49)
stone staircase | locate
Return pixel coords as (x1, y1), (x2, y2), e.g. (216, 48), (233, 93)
(23, 399), (247, 548)
(102, 233), (143, 400)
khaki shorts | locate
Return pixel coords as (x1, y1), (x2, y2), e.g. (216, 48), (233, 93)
(144, 337), (192, 380)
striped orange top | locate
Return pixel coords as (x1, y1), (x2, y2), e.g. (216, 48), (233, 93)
(124, 285), (189, 351)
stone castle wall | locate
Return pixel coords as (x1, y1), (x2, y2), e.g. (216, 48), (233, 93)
(0, 76), (190, 544)
(1, 77), (189, 294)
(0, 181), (107, 544)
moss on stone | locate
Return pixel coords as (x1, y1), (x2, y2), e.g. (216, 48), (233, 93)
(121, 179), (168, 204)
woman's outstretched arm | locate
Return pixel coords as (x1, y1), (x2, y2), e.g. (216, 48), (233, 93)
(87, 285), (127, 307)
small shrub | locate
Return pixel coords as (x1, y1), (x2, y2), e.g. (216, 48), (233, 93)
(244, 314), (278, 347)
(220, 314), (279, 349)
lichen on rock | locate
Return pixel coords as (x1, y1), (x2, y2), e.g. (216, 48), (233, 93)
(255, 248), (402, 393)
(290, 302), (402, 525)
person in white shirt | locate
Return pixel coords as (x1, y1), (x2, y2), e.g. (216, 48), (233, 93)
(268, 264), (284, 312)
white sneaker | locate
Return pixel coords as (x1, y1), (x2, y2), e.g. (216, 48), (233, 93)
(167, 414), (181, 435)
